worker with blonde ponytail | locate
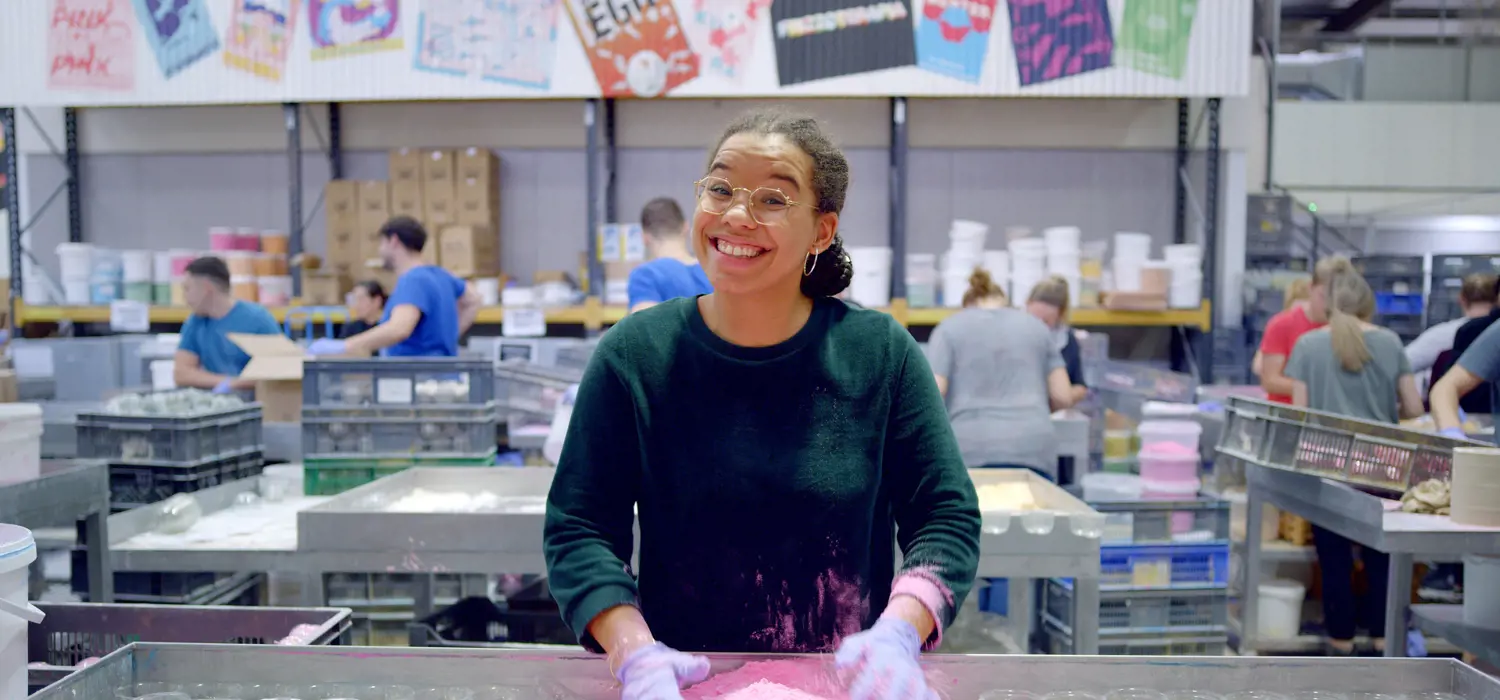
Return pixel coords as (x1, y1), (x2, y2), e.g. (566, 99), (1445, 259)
(927, 268), (1075, 481)
(1284, 269), (1424, 656)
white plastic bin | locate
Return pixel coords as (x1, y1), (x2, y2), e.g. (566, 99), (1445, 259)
(1083, 472), (1143, 502)
(0, 524), (44, 700)
(55, 243), (94, 281)
(1257, 579), (1306, 640)
(0, 404), (42, 485)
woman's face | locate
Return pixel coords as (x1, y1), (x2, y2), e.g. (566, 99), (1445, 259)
(691, 133), (837, 297)
(1027, 301), (1061, 329)
(349, 287), (382, 318)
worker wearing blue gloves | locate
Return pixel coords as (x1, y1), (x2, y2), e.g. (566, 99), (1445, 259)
(1433, 321), (1500, 445)
(306, 217), (480, 358)
(543, 110), (979, 700)
(172, 256), (281, 393)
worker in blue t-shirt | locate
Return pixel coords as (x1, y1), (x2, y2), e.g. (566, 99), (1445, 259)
(309, 216), (480, 358)
(174, 256), (282, 394)
(627, 197), (713, 313)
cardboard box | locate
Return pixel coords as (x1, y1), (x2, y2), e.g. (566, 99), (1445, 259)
(421, 149), (456, 186)
(325, 181), (359, 232)
(356, 180), (391, 233)
(325, 224), (361, 271)
(389, 148), (423, 183)
(454, 178), (497, 227)
(0, 369), (18, 404)
(456, 147), (498, 188)
(228, 333), (305, 423)
(424, 189), (458, 229)
(359, 230), (385, 267)
(302, 272), (352, 306)
(438, 224), (498, 278)
(389, 181), (424, 220)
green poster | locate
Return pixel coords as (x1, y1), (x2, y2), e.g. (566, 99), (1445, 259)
(1118, 0), (1199, 80)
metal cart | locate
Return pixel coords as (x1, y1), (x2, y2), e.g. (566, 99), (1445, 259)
(1217, 395), (1498, 659)
(32, 644), (1500, 700)
(0, 459), (113, 602)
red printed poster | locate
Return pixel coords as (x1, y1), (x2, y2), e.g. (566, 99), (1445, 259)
(225, 0), (301, 81)
(564, 0), (699, 97)
(48, 0), (137, 91)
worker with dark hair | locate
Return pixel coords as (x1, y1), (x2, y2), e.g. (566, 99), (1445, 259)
(627, 197), (713, 313)
(309, 216), (480, 357)
(341, 280), (388, 338)
(173, 255), (281, 393)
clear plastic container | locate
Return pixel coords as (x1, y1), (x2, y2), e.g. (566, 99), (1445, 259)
(1139, 449), (1200, 483)
(1138, 419), (1203, 452)
(1082, 472), (1143, 501)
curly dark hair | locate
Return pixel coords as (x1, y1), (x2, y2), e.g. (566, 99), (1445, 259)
(709, 109), (854, 298)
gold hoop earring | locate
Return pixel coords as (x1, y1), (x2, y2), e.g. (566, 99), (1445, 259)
(804, 249), (820, 277)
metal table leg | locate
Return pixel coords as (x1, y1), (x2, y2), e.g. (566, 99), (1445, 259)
(83, 511), (113, 603)
(1007, 577), (1032, 651)
(1072, 577), (1100, 655)
(1243, 484), (1267, 652)
(1385, 552), (1413, 657)
(413, 573), (436, 619)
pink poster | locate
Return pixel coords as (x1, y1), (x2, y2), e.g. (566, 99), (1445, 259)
(683, 0), (771, 83)
(225, 0), (300, 81)
(48, 0), (137, 91)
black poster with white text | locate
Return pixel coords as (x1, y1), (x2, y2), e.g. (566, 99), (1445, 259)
(771, 0), (917, 86)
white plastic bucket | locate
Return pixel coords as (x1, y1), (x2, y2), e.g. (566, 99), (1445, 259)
(55, 243), (94, 281)
(62, 279), (90, 306)
(1043, 226), (1081, 253)
(0, 524), (44, 700)
(474, 278), (501, 306)
(0, 404), (42, 486)
(1114, 232), (1152, 261)
(1163, 244), (1202, 263)
(151, 360), (177, 391)
(846, 247), (893, 308)
(120, 250), (153, 283)
(1257, 579), (1306, 640)
(942, 269), (971, 308)
(1112, 258), (1144, 292)
(980, 250), (1010, 277)
(152, 251), (175, 282)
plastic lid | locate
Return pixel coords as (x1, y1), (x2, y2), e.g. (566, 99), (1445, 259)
(1142, 478), (1201, 493)
(1142, 401), (1199, 417)
(1259, 579), (1306, 598)
(0, 524), (36, 559)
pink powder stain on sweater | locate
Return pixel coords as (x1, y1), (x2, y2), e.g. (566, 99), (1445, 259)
(683, 660), (848, 700)
(750, 570), (869, 652)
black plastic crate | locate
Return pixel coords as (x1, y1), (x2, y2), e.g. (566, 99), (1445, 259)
(1433, 254), (1500, 277)
(76, 404), (262, 466)
(1354, 256), (1424, 276)
(409, 595), (575, 647)
(302, 405), (498, 458)
(303, 357), (495, 407)
(107, 449), (261, 509)
(68, 559), (217, 599)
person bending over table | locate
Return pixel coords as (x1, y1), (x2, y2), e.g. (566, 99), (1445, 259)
(543, 109), (981, 700)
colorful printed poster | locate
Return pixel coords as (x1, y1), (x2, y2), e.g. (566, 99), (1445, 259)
(308, 0), (402, 60)
(414, 0), (475, 76)
(48, 0), (137, 91)
(1117, 0), (1197, 79)
(683, 0), (772, 83)
(916, 0), (999, 84)
(771, 0), (916, 86)
(131, 0), (220, 78)
(479, 0), (562, 89)
(1007, 0), (1114, 87)
(563, 0), (699, 98)
(224, 0), (300, 81)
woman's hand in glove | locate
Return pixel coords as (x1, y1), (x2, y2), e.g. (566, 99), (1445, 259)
(615, 642), (710, 700)
(835, 617), (937, 700)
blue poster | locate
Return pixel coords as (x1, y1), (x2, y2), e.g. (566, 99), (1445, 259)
(916, 0), (999, 84)
(131, 0), (221, 78)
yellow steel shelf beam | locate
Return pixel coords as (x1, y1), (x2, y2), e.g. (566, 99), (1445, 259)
(16, 299), (1211, 332)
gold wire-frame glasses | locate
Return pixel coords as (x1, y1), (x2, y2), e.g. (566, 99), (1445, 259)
(693, 176), (811, 225)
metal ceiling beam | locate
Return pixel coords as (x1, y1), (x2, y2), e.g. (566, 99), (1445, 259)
(1322, 0), (1394, 33)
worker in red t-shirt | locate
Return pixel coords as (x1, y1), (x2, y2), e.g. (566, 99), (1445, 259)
(1258, 257), (1357, 403)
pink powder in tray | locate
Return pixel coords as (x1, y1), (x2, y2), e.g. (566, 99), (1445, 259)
(683, 660), (848, 700)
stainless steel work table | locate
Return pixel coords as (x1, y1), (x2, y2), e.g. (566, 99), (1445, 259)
(33, 644), (1500, 700)
(0, 459), (112, 602)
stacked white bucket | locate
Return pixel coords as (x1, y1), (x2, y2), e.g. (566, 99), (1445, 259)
(54, 243), (93, 305)
(1164, 244), (1204, 308)
(942, 220), (989, 307)
(1112, 232), (1153, 292)
(1008, 238), (1047, 304)
(846, 246), (894, 308)
(0, 523), (44, 700)
(1043, 226), (1082, 302)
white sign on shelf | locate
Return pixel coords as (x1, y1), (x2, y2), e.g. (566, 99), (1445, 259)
(502, 307), (547, 338)
(109, 300), (150, 333)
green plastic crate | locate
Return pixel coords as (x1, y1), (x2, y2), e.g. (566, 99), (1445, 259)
(302, 452), (498, 496)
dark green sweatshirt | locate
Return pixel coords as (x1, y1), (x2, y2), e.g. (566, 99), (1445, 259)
(544, 296), (981, 654)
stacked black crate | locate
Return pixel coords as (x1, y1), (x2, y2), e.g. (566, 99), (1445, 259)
(1429, 255), (1500, 327)
(1354, 256), (1426, 343)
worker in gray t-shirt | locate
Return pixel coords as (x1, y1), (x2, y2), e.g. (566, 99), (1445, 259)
(1433, 320), (1500, 445)
(925, 270), (1076, 479)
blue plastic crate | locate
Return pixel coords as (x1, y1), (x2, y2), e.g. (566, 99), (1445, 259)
(1099, 544), (1229, 589)
(1375, 293), (1423, 316)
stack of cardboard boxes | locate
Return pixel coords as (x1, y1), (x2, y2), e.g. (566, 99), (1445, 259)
(302, 147), (501, 306)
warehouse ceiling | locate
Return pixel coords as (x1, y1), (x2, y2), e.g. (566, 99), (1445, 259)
(1280, 0), (1500, 42)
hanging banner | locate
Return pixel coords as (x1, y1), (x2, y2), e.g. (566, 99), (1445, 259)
(47, 0), (137, 91)
(224, 0), (300, 81)
(682, 0), (771, 83)
(771, 0), (916, 87)
(1007, 0), (1115, 87)
(480, 0), (563, 89)
(915, 0), (997, 84)
(1117, 0), (1198, 79)
(563, 0), (699, 97)
(308, 0), (402, 60)
(131, 0), (220, 78)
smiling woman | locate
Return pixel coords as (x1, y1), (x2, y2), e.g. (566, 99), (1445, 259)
(543, 109), (980, 700)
